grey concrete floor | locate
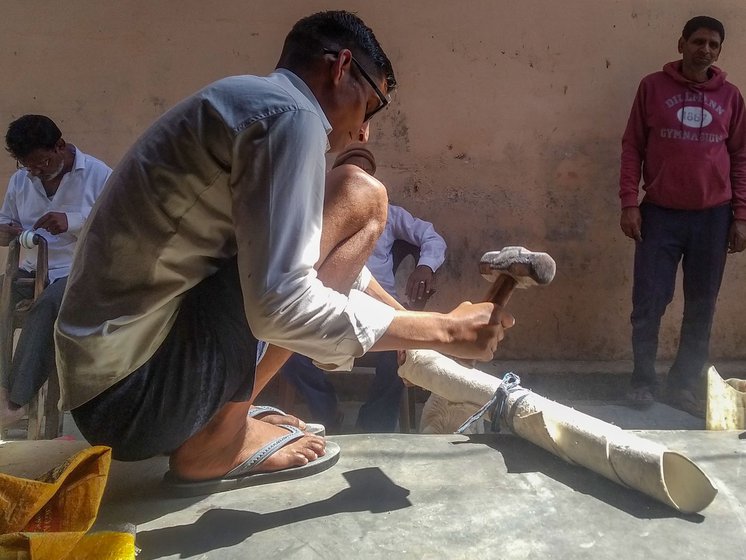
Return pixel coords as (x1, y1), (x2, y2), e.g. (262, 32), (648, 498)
(4, 430), (743, 559)
(2, 366), (744, 559)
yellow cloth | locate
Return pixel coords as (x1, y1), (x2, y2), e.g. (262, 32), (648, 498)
(0, 446), (135, 560)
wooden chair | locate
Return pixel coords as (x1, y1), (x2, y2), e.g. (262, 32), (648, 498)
(390, 239), (433, 432)
(277, 239), (434, 433)
(0, 234), (63, 440)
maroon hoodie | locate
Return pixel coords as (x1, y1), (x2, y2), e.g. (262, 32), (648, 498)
(619, 60), (746, 219)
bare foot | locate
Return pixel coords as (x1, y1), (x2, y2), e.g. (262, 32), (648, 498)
(0, 388), (26, 428)
(170, 404), (326, 481)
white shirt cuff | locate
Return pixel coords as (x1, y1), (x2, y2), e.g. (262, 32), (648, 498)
(351, 266), (372, 292)
(312, 288), (395, 371)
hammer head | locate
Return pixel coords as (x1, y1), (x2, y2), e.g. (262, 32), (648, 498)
(480, 246), (556, 288)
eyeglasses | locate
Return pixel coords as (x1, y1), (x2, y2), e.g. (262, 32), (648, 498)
(323, 48), (390, 122)
(16, 156), (53, 171)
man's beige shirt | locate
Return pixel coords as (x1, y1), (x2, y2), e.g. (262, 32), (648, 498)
(55, 70), (394, 409)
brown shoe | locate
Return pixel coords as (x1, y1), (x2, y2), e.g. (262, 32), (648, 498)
(626, 385), (655, 403)
(666, 388), (705, 418)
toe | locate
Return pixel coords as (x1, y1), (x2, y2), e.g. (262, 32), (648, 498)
(299, 446), (319, 462)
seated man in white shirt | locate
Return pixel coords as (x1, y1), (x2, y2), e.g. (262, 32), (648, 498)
(54, 11), (513, 493)
(281, 143), (447, 432)
(0, 114), (111, 428)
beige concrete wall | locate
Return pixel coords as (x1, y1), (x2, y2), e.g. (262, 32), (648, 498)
(2, 0), (746, 361)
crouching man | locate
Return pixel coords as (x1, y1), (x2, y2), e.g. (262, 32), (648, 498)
(55, 10), (513, 493)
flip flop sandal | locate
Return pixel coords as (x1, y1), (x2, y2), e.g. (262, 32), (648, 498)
(249, 405), (325, 436)
(162, 424), (341, 497)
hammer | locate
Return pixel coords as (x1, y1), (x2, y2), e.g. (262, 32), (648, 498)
(481, 246), (556, 308)
(396, 247), (556, 402)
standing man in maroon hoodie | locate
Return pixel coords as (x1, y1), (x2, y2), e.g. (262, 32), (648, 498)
(619, 15), (746, 417)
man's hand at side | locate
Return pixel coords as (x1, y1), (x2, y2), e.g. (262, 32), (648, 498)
(728, 219), (746, 253)
(406, 265), (436, 304)
(620, 207), (642, 241)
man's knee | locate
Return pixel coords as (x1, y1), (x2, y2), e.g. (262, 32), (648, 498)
(316, 166), (387, 286)
(32, 279), (66, 312)
(326, 164), (388, 231)
(21, 280), (66, 329)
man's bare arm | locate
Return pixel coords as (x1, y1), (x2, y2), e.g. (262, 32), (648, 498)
(0, 222), (22, 246)
(364, 271), (513, 361)
(370, 301), (513, 361)
(364, 275), (406, 310)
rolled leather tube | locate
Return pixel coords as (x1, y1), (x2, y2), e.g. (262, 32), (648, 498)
(398, 349), (717, 513)
(18, 229), (40, 250)
(706, 365), (746, 430)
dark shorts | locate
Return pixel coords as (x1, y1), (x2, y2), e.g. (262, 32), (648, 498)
(71, 258), (260, 461)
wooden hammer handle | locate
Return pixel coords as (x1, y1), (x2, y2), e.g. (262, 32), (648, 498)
(454, 274), (517, 369)
(485, 274), (518, 308)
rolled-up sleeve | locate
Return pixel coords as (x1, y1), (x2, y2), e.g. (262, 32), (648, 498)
(388, 205), (447, 272)
(231, 109), (394, 368)
(0, 178), (20, 223)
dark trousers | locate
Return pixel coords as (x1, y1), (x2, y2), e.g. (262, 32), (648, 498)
(72, 258), (259, 461)
(279, 354), (339, 427)
(1, 271), (66, 407)
(280, 351), (404, 432)
(630, 203), (730, 392)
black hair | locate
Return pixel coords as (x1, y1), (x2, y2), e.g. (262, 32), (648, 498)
(5, 114), (62, 160)
(682, 16), (725, 43)
(278, 10), (396, 91)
